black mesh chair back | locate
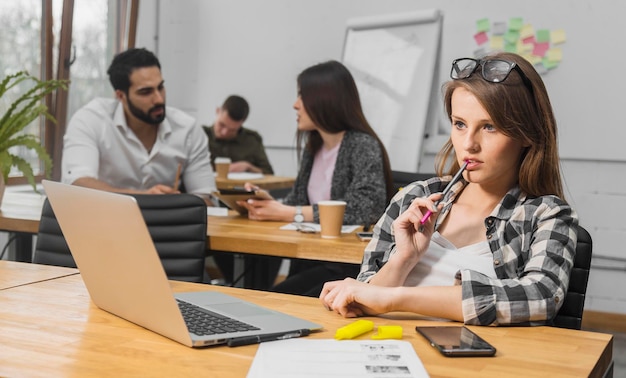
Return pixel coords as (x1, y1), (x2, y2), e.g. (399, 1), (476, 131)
(34, 193), (207, 283)
(552, 225), (593, 330)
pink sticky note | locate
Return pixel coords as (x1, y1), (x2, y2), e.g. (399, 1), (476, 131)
(474, 31), (489, 45)
(522, 35), (535, 45)
(533, 42), (550, 57)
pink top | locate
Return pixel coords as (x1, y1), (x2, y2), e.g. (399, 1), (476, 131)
(307, 143), (340, 204)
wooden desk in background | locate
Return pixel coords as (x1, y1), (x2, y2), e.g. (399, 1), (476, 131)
(215, 174), (295, 191)
(0, 263), (614, 377)
(207, 213), (365, 264)
(0, 191), (44, 262)
(0, 196), (365, 265)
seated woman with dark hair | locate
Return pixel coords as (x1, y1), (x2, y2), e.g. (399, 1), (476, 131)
(240, 60), (394, 297)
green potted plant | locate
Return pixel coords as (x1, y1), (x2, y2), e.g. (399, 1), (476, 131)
(0, 71), (67, 204)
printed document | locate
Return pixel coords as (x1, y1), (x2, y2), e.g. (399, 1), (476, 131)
(247, 339), (429, 378)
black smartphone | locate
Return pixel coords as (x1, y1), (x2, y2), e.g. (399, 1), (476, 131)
(213, 188), (274, 214)
(356, 232), (373, 241)
(415, 326), (496, 357)
(218, 188), (273, 199)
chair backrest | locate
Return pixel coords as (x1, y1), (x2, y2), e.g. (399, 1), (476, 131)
(552, 225), (593, 330)
(34, 193), (208, 283)
(391, 171), (434, 193)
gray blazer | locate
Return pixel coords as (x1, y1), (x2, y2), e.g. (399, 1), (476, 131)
(283, 130), (387, 225)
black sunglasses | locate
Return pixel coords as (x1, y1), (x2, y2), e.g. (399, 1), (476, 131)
(450, 57), (533, 94)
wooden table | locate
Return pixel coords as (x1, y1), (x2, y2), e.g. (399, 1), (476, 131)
(215, 174), (295, 191)
(0, 260), (78, 290)
(0, 263), (614, 377)
(207, 213), (366, 264)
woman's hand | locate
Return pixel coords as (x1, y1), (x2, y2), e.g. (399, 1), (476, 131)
(238, 198), (291, 221)
(391, 193), (442, 263)
(319, 278), (394, 318)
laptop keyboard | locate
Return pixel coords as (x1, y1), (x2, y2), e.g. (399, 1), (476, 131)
(177, 300), (260, 336)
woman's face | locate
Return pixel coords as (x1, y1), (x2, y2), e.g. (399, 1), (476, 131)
(293, 95), (316, 131)
(450, 87), (526, 191)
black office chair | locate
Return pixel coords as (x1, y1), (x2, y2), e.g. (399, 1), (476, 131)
(552, 225), (593, 330)
(391, 171), (435, 193)
(34, 193), (208, 283)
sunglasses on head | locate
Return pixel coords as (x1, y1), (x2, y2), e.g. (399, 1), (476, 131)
(450, 57), (533, 94)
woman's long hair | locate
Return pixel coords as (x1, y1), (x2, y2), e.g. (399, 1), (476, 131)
(296, 60), (394, 201)
(436, 52), (564, 199)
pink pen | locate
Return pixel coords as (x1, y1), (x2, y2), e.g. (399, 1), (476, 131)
(418, 161), (469, 232)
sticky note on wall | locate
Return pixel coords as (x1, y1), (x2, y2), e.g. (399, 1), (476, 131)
(551, 29), (567, 44)
(508, 17), (523, 31)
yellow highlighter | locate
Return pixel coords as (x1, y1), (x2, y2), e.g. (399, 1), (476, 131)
(371, 325), (403, 340)
(334, 320), (374, 340)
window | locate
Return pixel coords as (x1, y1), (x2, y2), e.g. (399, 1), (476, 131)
(0, 0), (138, 184)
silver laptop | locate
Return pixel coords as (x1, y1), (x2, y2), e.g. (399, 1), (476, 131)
(42, 180), (321, 347)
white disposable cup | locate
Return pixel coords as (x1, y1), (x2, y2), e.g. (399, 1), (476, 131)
(318, 200), (347, 239)
(214, 157), (232, 179)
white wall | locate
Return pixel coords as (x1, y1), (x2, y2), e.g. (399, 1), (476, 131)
(136, 0), (626, 315)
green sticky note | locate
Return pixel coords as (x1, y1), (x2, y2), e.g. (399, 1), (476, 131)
(542, 57), (559, 69)
(508, 17), (523, 31)
(476, 18), (490, 33)
(505, 42), (517, 53)
(504, 30), (519, 45)
(536, 29), (550, 43)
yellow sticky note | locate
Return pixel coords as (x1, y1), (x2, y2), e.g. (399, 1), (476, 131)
(520, 24), (534, 40)
(490, 35), (505, 50)
(546, 47), (563, 62)
(524, 54), (542, 65)
(551, 29), (567, 44)
(518, 40), (533, 54)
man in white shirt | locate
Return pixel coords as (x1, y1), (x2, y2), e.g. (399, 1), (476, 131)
(61, 48), (215, 201)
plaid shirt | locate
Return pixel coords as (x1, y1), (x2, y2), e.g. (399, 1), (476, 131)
(357, 177), (578, 326)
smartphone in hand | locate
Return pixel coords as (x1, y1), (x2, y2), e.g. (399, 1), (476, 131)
(213, 188), (274, 214)
(415, 326), (496, 357)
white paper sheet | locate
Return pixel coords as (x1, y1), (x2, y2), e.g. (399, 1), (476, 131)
(280, 223), (361, 234)
(206, 207), (229, 216)
(247, 339), (429, 378)
(226, 172), (264, 180)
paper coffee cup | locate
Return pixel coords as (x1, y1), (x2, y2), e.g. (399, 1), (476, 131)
(214, 157), (231, 179)
(318, 200), (347, 239)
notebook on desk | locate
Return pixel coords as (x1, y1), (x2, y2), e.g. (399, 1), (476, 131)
(41, 180), (321, 348)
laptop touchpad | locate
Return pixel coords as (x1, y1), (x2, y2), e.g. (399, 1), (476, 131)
(210, 302), (272, 317)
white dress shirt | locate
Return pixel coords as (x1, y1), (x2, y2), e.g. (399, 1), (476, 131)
(61, 98), (216, 195)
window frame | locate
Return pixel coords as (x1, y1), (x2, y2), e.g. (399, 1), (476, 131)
(7, 0), (139, 185)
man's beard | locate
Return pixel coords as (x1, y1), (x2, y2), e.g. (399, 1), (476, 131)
(127, 96), (166, 125)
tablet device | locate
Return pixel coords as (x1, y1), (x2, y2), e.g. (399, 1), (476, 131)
(213, 188), (274, 215)
(415, 326), (496, 357)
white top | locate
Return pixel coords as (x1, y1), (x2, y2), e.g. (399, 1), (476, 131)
(61, 98), (216, 195)
(307, 143), (340, 205)
(404, 232), (497, 287)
